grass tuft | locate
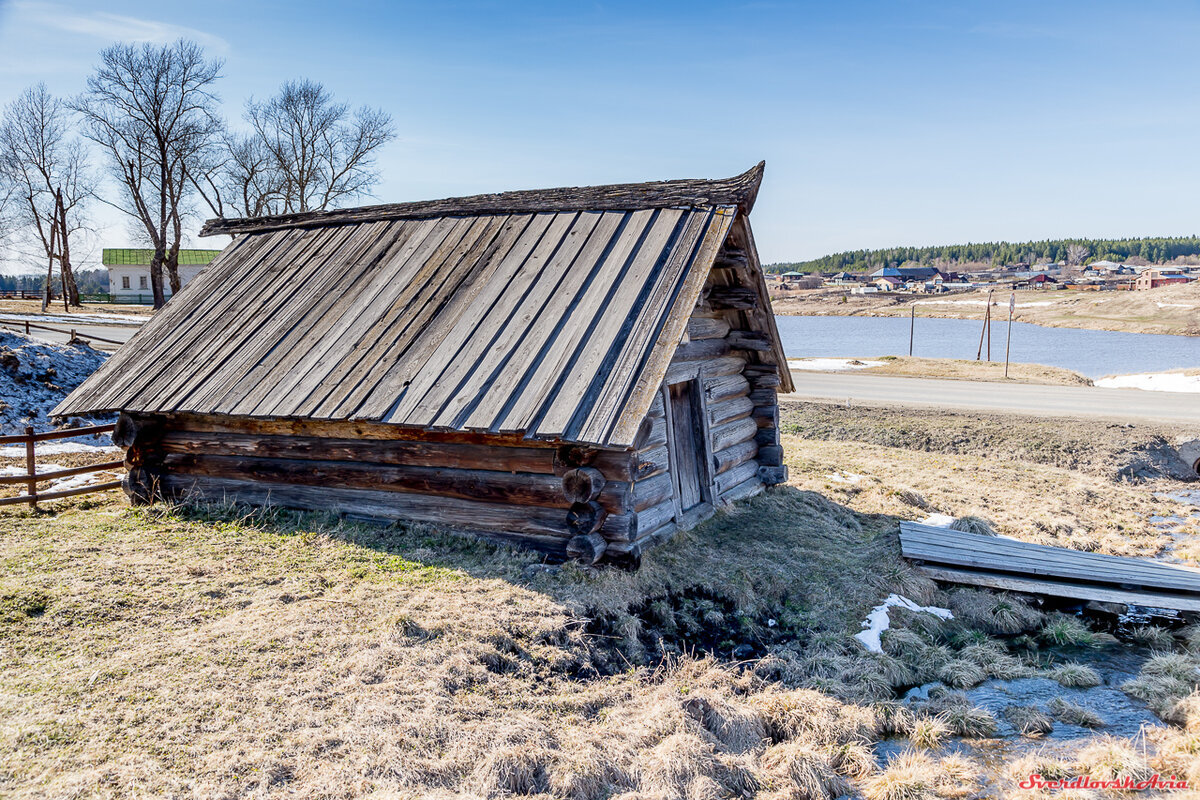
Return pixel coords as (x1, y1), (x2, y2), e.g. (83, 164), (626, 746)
(1004, 705), (1054, 738)
(1047, 696), (1105, 728)
(1046, 661), (1102, 688)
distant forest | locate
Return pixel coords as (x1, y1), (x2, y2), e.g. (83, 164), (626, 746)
(768, 236), (1200, 274)
(0, 269), (107, 293)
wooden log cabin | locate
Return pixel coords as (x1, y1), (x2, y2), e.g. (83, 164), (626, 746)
(54, 163), (793, 565)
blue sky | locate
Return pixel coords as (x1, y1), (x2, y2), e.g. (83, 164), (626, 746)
(2, 0), (1199, 270)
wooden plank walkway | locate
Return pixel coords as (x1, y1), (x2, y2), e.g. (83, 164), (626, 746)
(899, 521), (1200, 613)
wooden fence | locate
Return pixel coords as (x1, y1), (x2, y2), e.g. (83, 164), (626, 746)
(0, 318), (126, 346)
(0, 424), (124, 508)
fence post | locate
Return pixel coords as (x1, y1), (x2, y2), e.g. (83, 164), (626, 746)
(24, 425), (37, 510)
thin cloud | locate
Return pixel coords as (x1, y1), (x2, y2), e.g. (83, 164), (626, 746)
(12, 2), (230, 52)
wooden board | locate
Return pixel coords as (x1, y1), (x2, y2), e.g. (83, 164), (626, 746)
(900, 521), (1200, 609)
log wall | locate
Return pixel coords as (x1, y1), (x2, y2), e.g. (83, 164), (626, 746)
(610, 228), (787, 562)
(115, 219), (786, 567)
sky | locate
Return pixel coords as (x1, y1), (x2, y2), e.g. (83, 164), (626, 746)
(1, 0), (1199, 273)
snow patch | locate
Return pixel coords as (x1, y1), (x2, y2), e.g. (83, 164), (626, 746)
(0, 331), (111, 435)
(0, 442), (119, 458)
(855, 594), (954, 653)
(1094, 373), (1200, 393)
(1156, 303), (1196, 309)
(825, 471), (864, 484)
(0, 463), (64, 476)
(920, 513), (956, 528)
(47, 471), (119, 491)
(788, 358), (885, 371)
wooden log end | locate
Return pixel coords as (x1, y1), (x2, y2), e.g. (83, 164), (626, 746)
(566, 500), (607, 535)
(562, 466), (606, 503)
(566, 533), (608, 565)
(758, 465), (788, 485)
(123, 467), (163, 505)
(757, 445), (784, 467)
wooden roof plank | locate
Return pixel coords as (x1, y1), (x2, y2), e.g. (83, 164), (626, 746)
(235, 217), (455, 418)
(458, 210), (630, 433)
(576, 208), (725, 445)
(201, 162), (765, 236)
(329, 214), (539, 420)
(416, 213), (609, 429)
(528, 209), (685, 439)
(94, 229), (309, 413)
(605, 209), (737, 446)
(146, 225), (356, 412)
(60, 231), (281, 415)
(491, 209), (657, 436)
(306, 214), (514, 419)
(217, 220), (419, 415)
(271, 216), (479, 418)
(185, 221), (392, 414)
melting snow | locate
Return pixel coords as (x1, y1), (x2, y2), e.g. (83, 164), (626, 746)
(920, 513), (956, 527)
(1095, 373), (1200, 393)
(826, 471), (864, 484)
(0, 442), (118, 458)
(0, 331), (111, 435)
(855, 594), (954, 653)
(788, 358), (885, 371)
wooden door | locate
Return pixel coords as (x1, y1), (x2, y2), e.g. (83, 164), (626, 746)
(667, 380), (708, 513)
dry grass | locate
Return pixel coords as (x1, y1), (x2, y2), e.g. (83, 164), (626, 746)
(780, 401), (1200, 483)
(861, 750), (977, 800)
(1047, 697), (1105, 729)
(1004, 705), (1055, 738)
(856, 356), (1093, 387)
(778, 428), (1200, 564)
(0, 485), (923, 798)
(0, 298), (152, 318)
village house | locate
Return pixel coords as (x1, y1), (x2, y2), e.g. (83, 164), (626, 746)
(103, 249), (221, 302)
(57, 164), (792, 566)
(1134, 267), (1193, 290)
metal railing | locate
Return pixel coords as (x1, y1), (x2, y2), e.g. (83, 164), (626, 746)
(0, 423), (124, 508)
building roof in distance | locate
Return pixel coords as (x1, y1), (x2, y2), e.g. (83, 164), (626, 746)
(102, 249), (223, 266)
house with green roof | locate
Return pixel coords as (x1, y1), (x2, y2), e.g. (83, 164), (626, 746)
(102, 249), (221, 303)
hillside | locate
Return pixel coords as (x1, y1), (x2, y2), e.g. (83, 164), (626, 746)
(769, 235), (1200, 274)
(770, 281), (1200, 337)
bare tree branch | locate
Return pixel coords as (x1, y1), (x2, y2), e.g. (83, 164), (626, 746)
(72, 40), (223, 308)
(0, 83), (96, 307)
(244, 79), (394, 214)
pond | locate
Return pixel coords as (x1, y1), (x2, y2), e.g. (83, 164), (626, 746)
(773, 315), (1200, 378)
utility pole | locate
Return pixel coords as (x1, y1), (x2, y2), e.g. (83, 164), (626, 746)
(1004, 292), (1015, 378)
(986, 289), (992, 362)
(909, 304), (915, 356)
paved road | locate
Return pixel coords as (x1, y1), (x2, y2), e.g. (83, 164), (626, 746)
(0, 320), (140, 352)
(783, 371), (1200, 425)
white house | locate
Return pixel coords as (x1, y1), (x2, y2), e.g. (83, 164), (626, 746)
(102, 249), (220, 302)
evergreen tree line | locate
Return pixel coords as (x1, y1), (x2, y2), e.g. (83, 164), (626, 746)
(768, 235), (1200, 274)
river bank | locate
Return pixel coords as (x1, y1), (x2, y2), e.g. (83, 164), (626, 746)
(769, 282), (1200, 337)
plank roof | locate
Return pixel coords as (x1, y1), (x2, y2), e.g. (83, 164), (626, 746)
(56, 164), (777, 448)
(102, 249), (222, 266)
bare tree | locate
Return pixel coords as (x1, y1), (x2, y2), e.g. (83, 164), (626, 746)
(1066, 243), (1089, 267)
(73, 40), (223, 308)
(191, 131), (284, 220)
(246, 79), (394, 214)
(0, 84), (95, 307)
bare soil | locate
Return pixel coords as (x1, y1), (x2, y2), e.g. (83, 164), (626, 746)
(839, 356), (1092, 386)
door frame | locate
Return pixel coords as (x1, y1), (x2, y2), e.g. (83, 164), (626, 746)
(661, 378), (716, 526)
